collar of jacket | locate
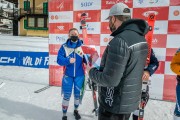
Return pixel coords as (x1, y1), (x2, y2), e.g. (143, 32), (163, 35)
(111, 19), (149, 37)
(66, 39), (83, 48)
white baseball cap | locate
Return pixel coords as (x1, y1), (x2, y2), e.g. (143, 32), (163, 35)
(106, 2), (131, 20)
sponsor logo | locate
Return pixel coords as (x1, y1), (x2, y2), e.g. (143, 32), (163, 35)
(149, 0), (158, 4)
(138, 0), (144, 4)
(154, 26), (160, 31)
(138, 0), (158, 4)
(106, 0), (119, 4)
(56, 36), (67, 43)
(23, 56), (49, 66)
(86, 24), (95, 31)
(51, 15), (54, 20)
(57, 1), (64, 10)
(0, 57), (16, 63)
(57, 26), (64, 30)
(77, 12), (91, 20)
(152, 38), (158, 44)
(50, 15), (70, 20)
(173, 10), (179, 16)
(142, 11), (158, 17)
(104, 37), (112, 42)
(81, 2), (93, 7)
(105, 0), (129, 5)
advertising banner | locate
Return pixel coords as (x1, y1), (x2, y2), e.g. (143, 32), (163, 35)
(0, 51), (49, 68)
(49, 0), (180, 101)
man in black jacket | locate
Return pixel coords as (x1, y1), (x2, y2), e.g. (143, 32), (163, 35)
(87, 2), (149, 120)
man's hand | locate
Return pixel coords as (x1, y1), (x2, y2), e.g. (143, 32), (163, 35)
(142, 71), (150, 81)
(70, 58), (76, 63)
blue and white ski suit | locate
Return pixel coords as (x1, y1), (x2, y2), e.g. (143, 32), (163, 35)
(57, 39), (86, 113)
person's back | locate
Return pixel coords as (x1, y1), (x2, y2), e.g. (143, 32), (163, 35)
(88, 2), (149, 119)
(98, 19), (149, 113)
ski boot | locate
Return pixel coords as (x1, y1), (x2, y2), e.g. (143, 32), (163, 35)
(62, 116), (67, 120)
(74, 110), (81, 120)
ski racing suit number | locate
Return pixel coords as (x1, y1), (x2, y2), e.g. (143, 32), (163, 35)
(105, 87), (114, 107)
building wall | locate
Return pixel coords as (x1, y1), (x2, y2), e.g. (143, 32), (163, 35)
(18, 0), (48, 37)
(26, 29), (48, 37)
(19, 17), (26, 36)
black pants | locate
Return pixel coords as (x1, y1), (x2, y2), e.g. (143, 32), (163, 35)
(98, 106), (131, 120)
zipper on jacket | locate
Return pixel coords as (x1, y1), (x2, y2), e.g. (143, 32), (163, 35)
(74, 49), (76, 77)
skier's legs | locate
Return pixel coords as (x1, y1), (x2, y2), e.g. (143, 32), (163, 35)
(98, 106), (130, 120)
(73, 75), (85, 110)
(62, 76), (73, 116)
(174, 84), (180, 117)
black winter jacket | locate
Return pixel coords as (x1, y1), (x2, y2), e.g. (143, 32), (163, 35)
(89, 19), (149, 114)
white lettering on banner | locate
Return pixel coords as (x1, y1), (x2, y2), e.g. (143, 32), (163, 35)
(44, 57), (49, 65)
(106, 0), (127, 5)
(57, 26), (64, 30)
(152, 38), (158, 44)
(23, 56), (49, 66)
(0, 57), (16, 63)
(35, 57), (42, 66)
(74, 0), (101, 10)
(105, 87), (114, 107)
(106, 0), (128, 5)
(142, 11), (158, 17)
(106, 1), (116, 4)
(57, 1), (64, 10)
(23, 56), (33, 66)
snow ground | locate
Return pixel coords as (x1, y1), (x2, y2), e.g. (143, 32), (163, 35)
(0, 66), (176, 120)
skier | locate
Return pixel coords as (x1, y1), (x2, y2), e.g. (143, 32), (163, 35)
(57, 28), (86, 120)
(170, 48), (180, 120)
(132, 49), (159, 120)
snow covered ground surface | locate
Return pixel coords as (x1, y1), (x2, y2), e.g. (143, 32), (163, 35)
(0, 35), (176, 120)
(0, 66), (176, 120)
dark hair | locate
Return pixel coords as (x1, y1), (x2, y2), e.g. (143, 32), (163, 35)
(114, 15), (131, 22)
(69, 28), (79, 34)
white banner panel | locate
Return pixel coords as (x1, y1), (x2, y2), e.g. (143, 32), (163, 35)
(133, 0), (170, 8)
(167, 35), (180, 48)
(149, 74), (164, 100)
(49, 34), (68, 44)
(73, 22), (101, 34)
(74, 0), (101, 11)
